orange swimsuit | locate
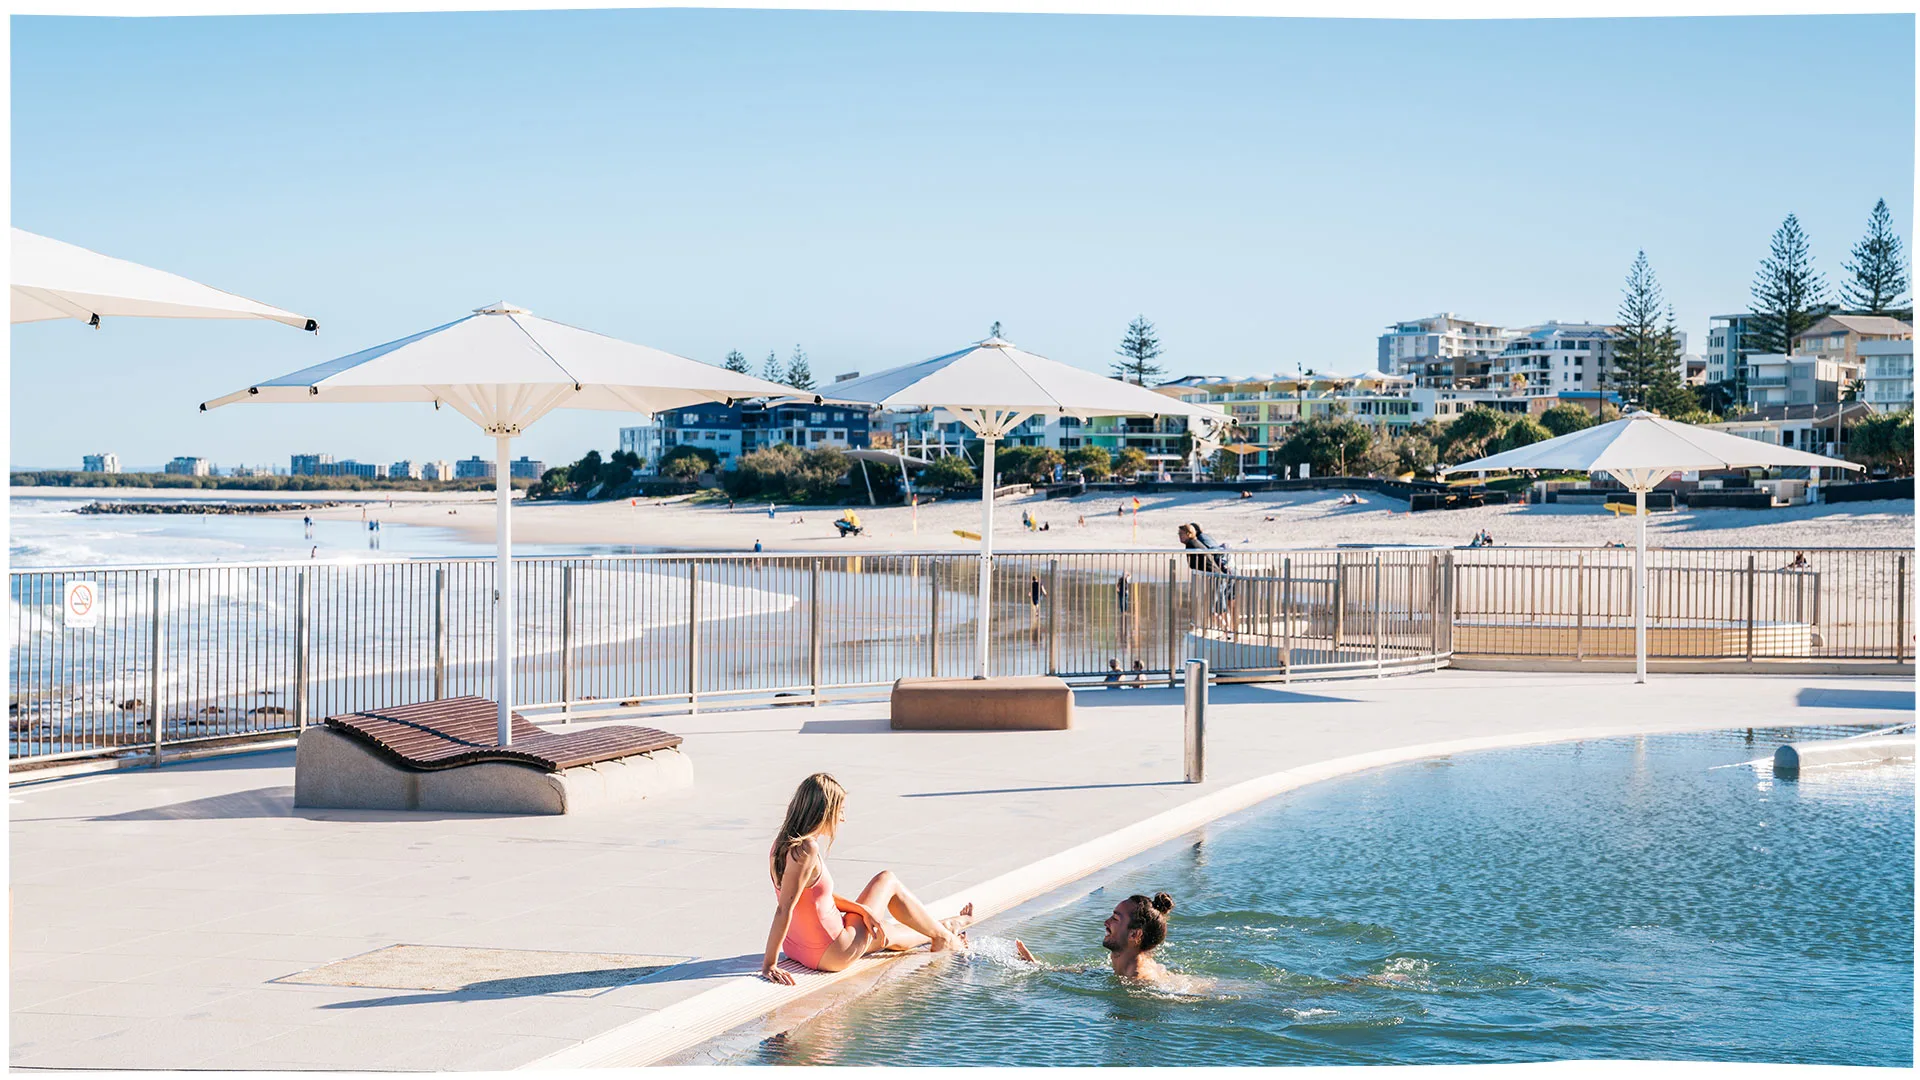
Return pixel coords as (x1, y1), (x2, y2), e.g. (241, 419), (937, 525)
(777, 858), (848, 970)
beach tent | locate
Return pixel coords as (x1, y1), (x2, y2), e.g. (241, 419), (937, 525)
(12, 228), (316, 331)
(828, 336), (1230, 678)
(1443, 410), (1862, 684)
(202, 302), (801, 743)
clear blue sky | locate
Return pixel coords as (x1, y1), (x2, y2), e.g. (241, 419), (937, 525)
(11, 10), (1913, 470)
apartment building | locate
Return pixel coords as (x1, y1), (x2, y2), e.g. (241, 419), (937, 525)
(81, 453), (119, 474)
(1743, 354), (1859, 408)
(1710, 402), (1874, 461)
(632, 400), (872, 473)
(1857, 338), (1914, 412)
(453, 456), (493, 480)
(1790, 314), (1913, 367)
(509, 456), (545, 480)
(1705, 313), (1758, 389)
(1377, 314), (1511, 387)
(290, 453), (333, 476)
(421, 460), (454, 482)
(164, 456), (212, 477)
(389, 460), (422, 480)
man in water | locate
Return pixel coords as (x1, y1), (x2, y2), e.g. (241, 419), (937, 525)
(1014, 892), (1176, 982)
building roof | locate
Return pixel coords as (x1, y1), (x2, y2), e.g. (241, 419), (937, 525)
(1715, 402), (1875, 426)
(1797, 314), (1914, 338)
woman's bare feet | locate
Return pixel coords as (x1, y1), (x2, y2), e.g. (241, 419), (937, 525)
(932, 903), (974, 952)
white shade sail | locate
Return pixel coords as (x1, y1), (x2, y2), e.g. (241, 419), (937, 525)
(201, 302), (804, 432)
(827, 336), (1229, 431)
(1443, 411), (1863, 686)
(1442, 411), (1863, 485)
(12, 228), (316, 331)
(203, 302), (803, 745)
(829, 336), (1229, 679)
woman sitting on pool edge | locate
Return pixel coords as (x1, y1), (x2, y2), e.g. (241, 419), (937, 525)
(760, 772), (973, 984)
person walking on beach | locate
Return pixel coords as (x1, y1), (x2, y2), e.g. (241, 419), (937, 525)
(761, 773), (972, 984)
(302, 515), (313, 540)
(1014, 892), (1178, 983)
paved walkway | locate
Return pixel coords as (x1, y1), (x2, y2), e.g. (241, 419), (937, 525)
(9, 671), (1912, 1070)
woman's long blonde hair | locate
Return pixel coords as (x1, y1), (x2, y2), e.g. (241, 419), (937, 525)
(772, 772), (847, 881)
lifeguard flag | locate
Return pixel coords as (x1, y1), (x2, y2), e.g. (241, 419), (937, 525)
(1131, 497), (1142, 511)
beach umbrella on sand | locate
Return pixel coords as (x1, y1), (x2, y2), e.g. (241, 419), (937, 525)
(828, 336), (1230, 678)
(1443, 410), (1863, 684)
(202, 302), (803, 744)
(12, 228), (316, 330)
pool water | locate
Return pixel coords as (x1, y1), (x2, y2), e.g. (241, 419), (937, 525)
(727, 729), (1914, 1067)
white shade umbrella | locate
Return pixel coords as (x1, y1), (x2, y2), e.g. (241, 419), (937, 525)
(12, 228), (316, 331)
(829, 336), (1230, 677)
(1444, 411), (1863, 683)
(203, 302), (803, 743)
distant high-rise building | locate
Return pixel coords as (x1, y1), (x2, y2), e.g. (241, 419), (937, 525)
(509, 456), (544, 480)
(454, 456), (494, 480)
(389, 460), (422, 480)
(421, 460), (454, 482)
(1378, 314), (1512, 387)
(165, 456), (212, 477)
(290, 453), (333, 476)
(81, 453), (119, 474)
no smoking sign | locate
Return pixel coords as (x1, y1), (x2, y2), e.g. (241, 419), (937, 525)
(64, 580), (100, 629)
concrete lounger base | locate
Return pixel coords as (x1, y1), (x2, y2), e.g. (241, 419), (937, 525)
(890, 676), (1074, 731)
(292, 727), (694, 814)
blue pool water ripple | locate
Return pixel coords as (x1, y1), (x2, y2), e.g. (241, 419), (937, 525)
(726, 731), (1913, 1067)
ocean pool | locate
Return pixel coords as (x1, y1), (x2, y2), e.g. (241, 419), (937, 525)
(720, 729), (1913, 1067)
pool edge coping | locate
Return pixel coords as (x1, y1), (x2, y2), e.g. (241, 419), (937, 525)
(525, 718), (1814, 1069)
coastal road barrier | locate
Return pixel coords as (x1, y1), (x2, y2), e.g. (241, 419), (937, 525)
(9, 546), (1911, 765)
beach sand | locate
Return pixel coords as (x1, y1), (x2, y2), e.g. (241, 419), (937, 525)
(292, 487), (1918, 552)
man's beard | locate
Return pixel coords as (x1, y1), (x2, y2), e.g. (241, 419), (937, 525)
(1101, 935), (1122, 952)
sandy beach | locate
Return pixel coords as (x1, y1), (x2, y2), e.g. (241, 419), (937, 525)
(283, 487), (1917, 552)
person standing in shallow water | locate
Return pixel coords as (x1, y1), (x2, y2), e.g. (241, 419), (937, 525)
(1015, 892), (1176, 982)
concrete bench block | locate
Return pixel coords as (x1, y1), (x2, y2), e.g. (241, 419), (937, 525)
(890, 676), (1074, 731)
(293, 727), (693, 815)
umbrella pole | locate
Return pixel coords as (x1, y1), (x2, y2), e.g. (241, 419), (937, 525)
(496, 434), (515, 744)
(976, 436), (997, 679)
(1635, 486), (1647, 685)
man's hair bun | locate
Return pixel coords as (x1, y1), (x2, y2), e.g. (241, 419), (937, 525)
(1151, 892), (1175, 915)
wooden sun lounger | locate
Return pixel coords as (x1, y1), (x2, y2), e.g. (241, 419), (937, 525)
(323, 696), (682, 773)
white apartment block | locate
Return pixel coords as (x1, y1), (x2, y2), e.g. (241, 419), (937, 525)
(164, 456), (212, 477)
(619, 423), (666, 474)
(421, 460), (454, 482)
(1744, 354), (1859, 408)
(81, 453), (119, 474)
(1705, 313), (1759, 388)
(1491, 322), (1688, 401)
(1377, 313), (1511, 387)
(1857, 338), (1914, 412)
(389, 460), (423, 480)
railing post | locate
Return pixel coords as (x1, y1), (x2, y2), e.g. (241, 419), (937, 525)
(149, 575), (163, 765)
(810, 560), (823, 703)
(1574, 553), (1586, 662)
(1373, 555), (1384, 677)
(929, 569), (941, 678)
(1427, 554), (1439, 663)
(432, 568), (447, 700)
(294, 571), (310, 732)
(1332, 554), (1345, 654)
(1183, 658), (1207, 783)
(687, 562), (700, 714)
(1897, 555), (1909, 664)
(1166, 556), (1178, 687)
(1046, 559), (1060, 675)
(1745, 554), (1757, 662)
(560, 565), (574, 722)
(1282, 557), (1294, 682)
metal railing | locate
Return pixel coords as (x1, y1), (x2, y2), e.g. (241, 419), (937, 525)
(9, 545), (1913, 763)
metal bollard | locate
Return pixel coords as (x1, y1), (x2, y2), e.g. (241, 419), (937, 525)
(1183, 658), (1208, 783)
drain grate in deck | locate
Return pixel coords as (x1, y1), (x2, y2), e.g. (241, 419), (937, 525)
(275, 944), (689, 997)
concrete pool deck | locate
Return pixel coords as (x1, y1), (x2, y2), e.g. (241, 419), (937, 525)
(9, 671), (1914, 1070)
